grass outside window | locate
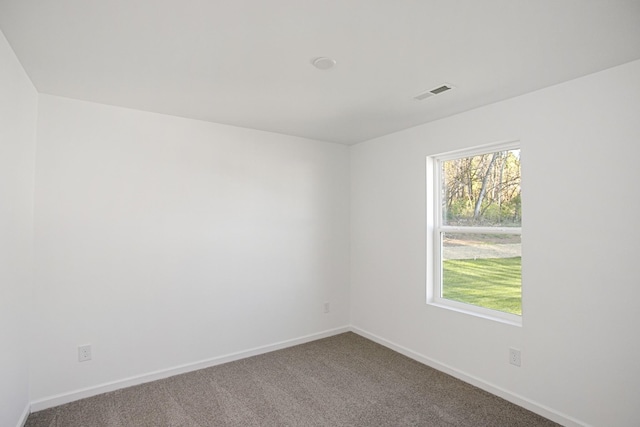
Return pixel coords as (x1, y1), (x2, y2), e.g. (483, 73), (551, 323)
(442, 256), (522, 315)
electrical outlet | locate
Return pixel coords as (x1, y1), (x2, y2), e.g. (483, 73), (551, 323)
(509, 348), (521, 367)
(78, 344), (92, 362)
(324, 302), (330, 313)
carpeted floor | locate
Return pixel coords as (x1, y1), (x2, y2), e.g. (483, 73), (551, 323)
(25, 332), (558, 426)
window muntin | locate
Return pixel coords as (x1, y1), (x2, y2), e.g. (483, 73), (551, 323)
(429, 143), (522, 324)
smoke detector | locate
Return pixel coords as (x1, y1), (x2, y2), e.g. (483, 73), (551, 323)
(311, 57), (337, 70)
(414, 83), (455, 100)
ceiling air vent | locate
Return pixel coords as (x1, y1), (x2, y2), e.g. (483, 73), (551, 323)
(414, 83), (455, 100)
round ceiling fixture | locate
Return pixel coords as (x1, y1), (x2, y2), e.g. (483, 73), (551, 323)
(311, 57), (336, 70)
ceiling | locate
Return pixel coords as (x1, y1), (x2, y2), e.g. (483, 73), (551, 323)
(1, 1), (640, 145)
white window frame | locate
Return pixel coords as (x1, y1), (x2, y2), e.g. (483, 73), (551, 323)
(426, 141), (522, 326)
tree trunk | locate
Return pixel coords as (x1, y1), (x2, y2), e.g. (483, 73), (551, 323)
(473, 152), (499, 220)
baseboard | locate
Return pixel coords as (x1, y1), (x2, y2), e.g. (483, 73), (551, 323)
(350, 326), (589, 427)
(16, 403), (30, 427)
(29, 324), (587, 426)
(30, 326), (350, 412)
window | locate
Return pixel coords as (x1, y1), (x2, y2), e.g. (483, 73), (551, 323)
(427, 142), (522, 325)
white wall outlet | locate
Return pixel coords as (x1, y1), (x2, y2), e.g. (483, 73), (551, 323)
(78, 344), (92, 362)
(509, 348), (521, 367)
(324, 302), (330, 313)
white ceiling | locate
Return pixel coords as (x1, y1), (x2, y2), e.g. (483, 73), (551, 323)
(1, 1), (640, 145)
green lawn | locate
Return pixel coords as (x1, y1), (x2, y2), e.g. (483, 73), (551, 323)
(442, 257), (521, 315)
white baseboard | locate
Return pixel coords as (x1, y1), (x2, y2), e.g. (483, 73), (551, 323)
(29, 325), (588, 426)
(30, 326), (350, 412)
(350, 326), (589, 427)
(16, 403), (30, 427)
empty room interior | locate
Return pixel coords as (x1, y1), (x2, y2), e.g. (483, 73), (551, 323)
(2, 1), (640, 426)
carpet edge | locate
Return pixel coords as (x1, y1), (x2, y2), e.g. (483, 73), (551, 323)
(350, 325), (590, 427)
(29, 326), (350, 413)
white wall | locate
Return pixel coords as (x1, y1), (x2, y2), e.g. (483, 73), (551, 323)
(31, 95), (350, 403)
(350, 59), (640, 427)
(0, 30), (37, 427)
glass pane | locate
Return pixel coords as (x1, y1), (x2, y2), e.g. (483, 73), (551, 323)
(442, 233), (521, 315)
(442, 149), (521, 227)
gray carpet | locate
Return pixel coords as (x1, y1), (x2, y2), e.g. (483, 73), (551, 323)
(25, 332), (558, 426)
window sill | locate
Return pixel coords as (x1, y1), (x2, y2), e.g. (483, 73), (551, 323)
(428, 300), (522, 327)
